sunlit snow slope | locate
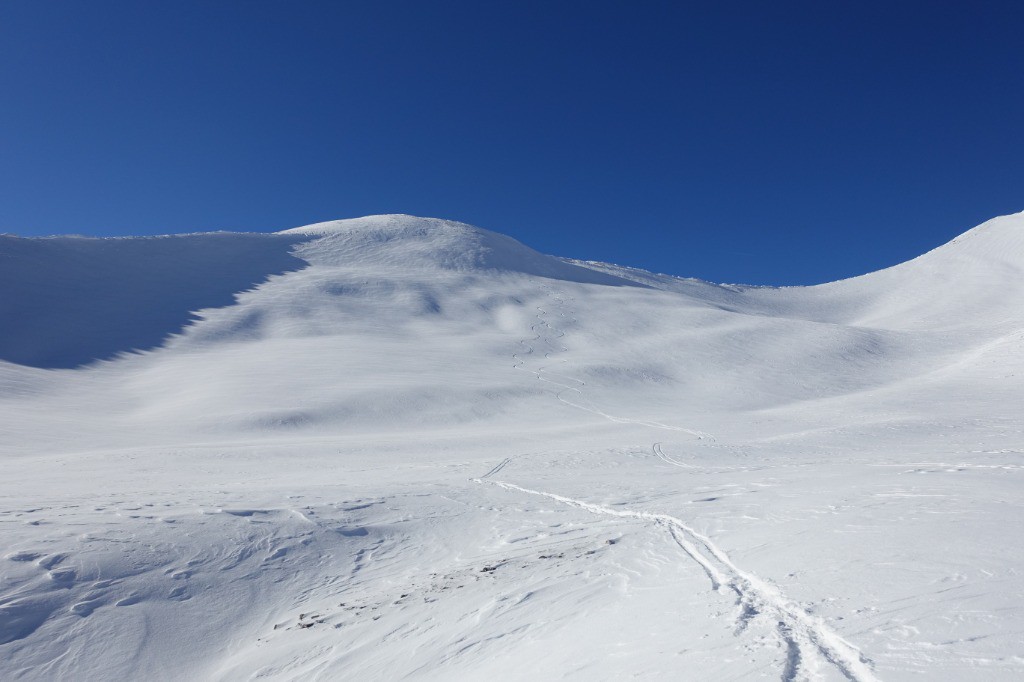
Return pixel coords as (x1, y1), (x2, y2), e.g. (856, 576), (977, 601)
(2, 213), (1023, 681)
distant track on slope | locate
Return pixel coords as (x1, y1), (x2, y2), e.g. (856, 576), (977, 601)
(653, 442), (696, 468)
(513, 285), (714, 441)
(473, 475), (880, 682)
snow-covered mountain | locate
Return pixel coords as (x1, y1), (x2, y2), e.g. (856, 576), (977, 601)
(2, 213), (1023, 680)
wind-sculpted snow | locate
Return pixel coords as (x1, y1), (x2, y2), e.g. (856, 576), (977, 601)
(2, 212), (1024, 680)
(281, 214), (643, 286)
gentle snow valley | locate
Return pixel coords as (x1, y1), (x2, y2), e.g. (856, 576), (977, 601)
(2, 213), (1024, 681)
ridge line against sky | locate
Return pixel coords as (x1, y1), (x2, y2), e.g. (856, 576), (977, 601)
(1, 1), (1022, 285)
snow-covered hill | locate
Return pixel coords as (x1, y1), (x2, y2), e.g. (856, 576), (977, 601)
(2, 213), (1023, 680)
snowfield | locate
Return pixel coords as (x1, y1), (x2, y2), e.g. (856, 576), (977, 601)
(2, 213), (1023, 681)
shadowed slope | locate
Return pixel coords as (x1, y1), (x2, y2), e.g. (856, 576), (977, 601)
(0, 233), (308, 368)
(0, 216), (641, 370)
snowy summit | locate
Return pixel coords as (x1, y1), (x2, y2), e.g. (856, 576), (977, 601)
(2, 212), (1024, 680)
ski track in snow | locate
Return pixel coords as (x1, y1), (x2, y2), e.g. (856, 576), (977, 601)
(500, 286), (878, 681)
(475, 475), (880, 682)
(513, 285), (714, 441)
(653, 441), (696, 469)
(501, 296), (872, 675)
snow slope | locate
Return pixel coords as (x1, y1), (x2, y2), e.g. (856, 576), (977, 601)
(2, 212), (1023, 681)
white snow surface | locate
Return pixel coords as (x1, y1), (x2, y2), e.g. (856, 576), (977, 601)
(2, 212), (1024, 681)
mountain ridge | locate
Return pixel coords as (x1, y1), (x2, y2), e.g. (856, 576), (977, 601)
(1, 211), (1021, 369)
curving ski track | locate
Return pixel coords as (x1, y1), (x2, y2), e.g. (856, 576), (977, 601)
(514, 287), (714, 441)
(500, 287), (879, 679)
(474, 476), (880, 682)
(653, 441), (696, 468)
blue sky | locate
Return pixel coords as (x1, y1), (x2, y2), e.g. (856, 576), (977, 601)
(1, 1), (1022, 285)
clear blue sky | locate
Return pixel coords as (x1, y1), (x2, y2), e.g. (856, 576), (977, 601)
(2, 1), (1022, 285)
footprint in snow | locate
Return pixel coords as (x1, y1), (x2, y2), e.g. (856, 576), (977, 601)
(266, 547), (288, 561)
(37, 553), (70, 570)
(70, 598), (103, 617)
(6, 550), (43, 562)
(168, 585), (190, 600)
(48, 568), (76, 583)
